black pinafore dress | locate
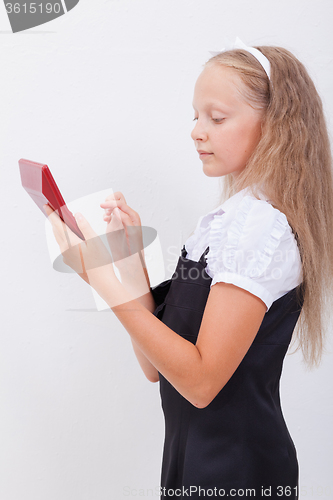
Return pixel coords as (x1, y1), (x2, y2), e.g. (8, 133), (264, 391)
(151, 245), (304, 500)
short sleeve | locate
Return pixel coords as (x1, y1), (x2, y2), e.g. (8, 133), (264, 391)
(205, 196), (303, 311)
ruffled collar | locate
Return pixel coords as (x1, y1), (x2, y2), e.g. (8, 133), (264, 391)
(185, 187), (267, 258)
(205, 186), (269, 220)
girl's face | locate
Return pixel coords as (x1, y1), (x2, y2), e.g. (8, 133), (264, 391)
(191, 63), (263, 178)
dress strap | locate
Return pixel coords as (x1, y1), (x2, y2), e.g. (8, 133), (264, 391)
(181, 245), (210, 266)
(199, 246), (210, 266)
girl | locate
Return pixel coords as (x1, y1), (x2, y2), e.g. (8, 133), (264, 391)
(45, 40), (333, 499)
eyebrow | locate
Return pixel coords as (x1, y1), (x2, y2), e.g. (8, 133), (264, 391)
(192, 101), (232, 112)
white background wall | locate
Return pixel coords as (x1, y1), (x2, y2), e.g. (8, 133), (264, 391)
(1, 1), (332, 499)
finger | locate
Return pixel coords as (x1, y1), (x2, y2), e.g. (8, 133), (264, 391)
(101, 200), (140, 225)
(101, 206), (112, 223)
(107, 208), (144, 257)
(74, 213), (98, 241)
(100, 191), (141, 226)
(100, 193), (125, 221)
(103, 203), (136, 224)
(107, 208), (124, 228)
(106, 191), (127, 203)
(43, 204), (67, 233)
(103, 206), (121, 225)
(43, 204), (63, 225)
(100, 192), (131, 213)
(43, 204), (73, 250)
(114, 207), (134, 226)
(100, 198), (127, 211)
(100, 191), (126, 208)
(43, 203), (54, 216)
(106, 208), (135, 234)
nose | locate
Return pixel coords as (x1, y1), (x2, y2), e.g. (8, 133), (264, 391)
(191, 118), (207, 142)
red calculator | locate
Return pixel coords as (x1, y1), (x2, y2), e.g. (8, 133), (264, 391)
(19, 159), (85, 240)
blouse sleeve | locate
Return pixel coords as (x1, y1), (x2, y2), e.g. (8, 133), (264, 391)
(205, 196), (303, 311)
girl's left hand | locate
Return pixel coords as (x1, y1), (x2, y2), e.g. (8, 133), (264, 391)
(43, 204), (115, 290)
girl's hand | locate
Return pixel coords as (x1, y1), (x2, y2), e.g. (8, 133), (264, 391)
(43, 204), (115, 290)
(100, 192), (145, 271)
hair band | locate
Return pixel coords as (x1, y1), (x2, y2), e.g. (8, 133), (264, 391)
(209, 37), (271, 80)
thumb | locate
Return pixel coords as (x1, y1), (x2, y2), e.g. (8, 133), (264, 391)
(74, 212), (96, 240)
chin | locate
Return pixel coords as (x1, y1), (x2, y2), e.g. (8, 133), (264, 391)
(202, 165), (225, 177)
(203, 162), (241, 178)
(203, 171), (218, 178)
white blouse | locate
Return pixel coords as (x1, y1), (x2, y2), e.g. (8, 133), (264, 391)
(184, 187), (303, 312)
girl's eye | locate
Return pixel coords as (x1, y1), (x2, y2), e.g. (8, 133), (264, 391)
(212, 118), (225, 123)
(193, 117), (198, 121)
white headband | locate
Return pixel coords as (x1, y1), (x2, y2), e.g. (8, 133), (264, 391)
(209, 37), (271, 80)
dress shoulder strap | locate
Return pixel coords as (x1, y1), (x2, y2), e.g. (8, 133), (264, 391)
(181, 245), (210, 266)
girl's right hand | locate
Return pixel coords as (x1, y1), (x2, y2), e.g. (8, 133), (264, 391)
(101, 191), (142, 226)
(100, 192), (145, 270)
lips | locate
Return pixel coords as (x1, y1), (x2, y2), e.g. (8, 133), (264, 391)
(197, 150), (213, 157)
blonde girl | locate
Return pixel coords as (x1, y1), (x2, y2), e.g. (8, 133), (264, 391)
(45, 40), (333, 500)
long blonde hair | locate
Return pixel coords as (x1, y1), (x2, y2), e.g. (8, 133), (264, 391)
(206, 46), (333, 368)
